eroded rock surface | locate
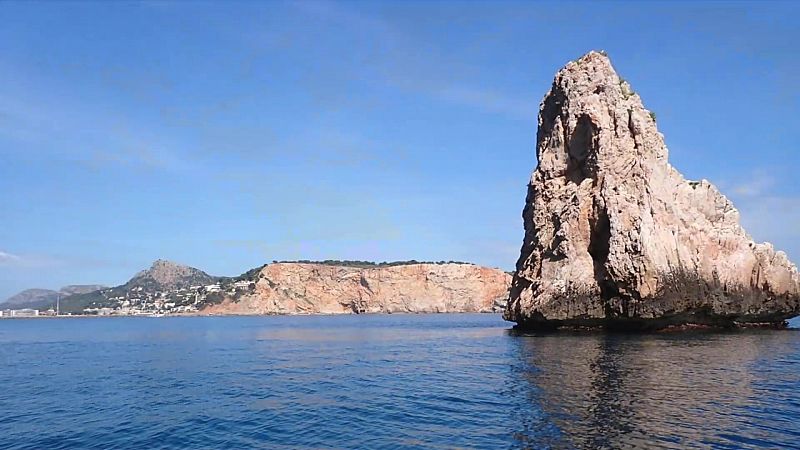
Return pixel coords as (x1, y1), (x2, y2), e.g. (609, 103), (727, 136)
(505, 51), (800, 330)
(204, 263), (511, 315)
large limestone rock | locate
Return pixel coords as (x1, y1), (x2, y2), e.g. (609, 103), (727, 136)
(505, 51), (800, 330)
(203, 263), (511, 315)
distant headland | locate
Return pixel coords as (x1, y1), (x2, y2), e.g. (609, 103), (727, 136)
(1, 259), (511, 317)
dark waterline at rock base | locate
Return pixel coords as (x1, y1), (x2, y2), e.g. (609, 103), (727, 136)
(511, 311), (797, 332)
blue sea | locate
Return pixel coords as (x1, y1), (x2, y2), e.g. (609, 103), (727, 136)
(1, 314), (799, 449)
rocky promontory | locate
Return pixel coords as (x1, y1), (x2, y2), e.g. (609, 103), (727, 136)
(203, 262), (512, 315)
(505, 51), (800, 330)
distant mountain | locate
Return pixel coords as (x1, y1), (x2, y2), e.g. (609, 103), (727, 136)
(125, 259), (215, 290)
(2, 289), (59, 308)
(1, 285), (107, 310)
(58, 260), (218, 314)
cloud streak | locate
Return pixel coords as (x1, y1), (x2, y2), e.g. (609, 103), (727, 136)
(732, 169), (775, 197)
(287, 1), (536, 121)
(0, 250), (69, 269)
(721, 168), (800, 262)
(0, 251), (22, 265)
(0, 64), (190, 172)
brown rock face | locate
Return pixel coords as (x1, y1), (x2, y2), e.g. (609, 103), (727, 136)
(204, 263), (511, 315)
(505, 51), (800, 330)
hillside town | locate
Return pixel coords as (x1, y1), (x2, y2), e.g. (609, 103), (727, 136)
(1, 271), (256, 318)
(80, 279), (255, 316)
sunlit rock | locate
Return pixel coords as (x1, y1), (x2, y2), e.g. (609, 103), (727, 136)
(505, 51), (800, 330)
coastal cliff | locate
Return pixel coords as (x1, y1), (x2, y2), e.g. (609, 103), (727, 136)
(505, 51), (800, 330)
(203, 263), (512, 315)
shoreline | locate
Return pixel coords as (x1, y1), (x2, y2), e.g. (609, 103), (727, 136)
(0, 310), (507, 320)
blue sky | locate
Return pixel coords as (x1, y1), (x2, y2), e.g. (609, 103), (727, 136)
(1, 1), (798, 299)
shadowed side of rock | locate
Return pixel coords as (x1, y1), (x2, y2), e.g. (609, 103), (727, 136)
(505, 51), (800, 330)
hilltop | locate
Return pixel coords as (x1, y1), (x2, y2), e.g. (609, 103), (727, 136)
(58, 260), (220, 314)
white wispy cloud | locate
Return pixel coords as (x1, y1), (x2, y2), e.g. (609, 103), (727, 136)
(0, 251), (22, 265)
(0, 63), (189, 172)
(732, 169), (775, 197)
(722, 168), (800, 262)
(287, 1), (535, 121)
(0, 250), (64, 269)
(438, 85), (534, 121)
(738, 196), (800, 243)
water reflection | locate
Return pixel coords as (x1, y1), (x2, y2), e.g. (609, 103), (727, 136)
(511, 330), (800, 448)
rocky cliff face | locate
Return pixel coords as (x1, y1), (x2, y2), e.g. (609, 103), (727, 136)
(505, 51), (800, 330)
(203, 263), (511, 315)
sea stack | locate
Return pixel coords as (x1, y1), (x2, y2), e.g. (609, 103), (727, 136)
(505, 51), (800, 330)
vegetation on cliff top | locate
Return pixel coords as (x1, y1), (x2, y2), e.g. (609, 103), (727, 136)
(271, 260), (474, 268)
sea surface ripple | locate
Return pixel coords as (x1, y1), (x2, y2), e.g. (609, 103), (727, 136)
(1, 314), (799, 449)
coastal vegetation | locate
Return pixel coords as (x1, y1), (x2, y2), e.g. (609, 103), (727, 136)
(271, 260), (473, 268)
